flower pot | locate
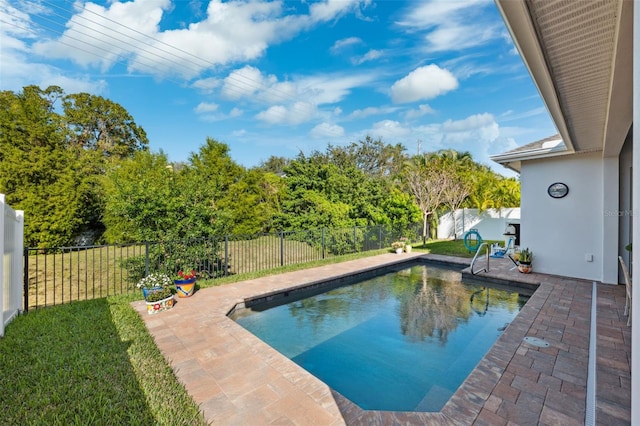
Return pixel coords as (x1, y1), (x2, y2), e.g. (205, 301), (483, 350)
(174, 278), (196, 298)
(146, 295), (174, 314)
(404, 245), (412, 253)
(142, 286), (163, 300)
(518, 262), (532, 274)
(395, 248), (403, 254)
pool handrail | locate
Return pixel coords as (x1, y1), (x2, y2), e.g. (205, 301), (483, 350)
(470, 242), (490, 275)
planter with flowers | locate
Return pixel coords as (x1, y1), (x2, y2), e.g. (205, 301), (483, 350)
(145, 286), (174, 314)
(137, 272), (172, 300)
(174, 269), (197, 298)
(391, 241), (405, 254)
(137, 273), (174, 314)
(517, 248), (533, 274)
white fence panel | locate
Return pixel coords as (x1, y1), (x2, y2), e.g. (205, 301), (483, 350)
(438, 208), (520, 242)
(1, 194), (24, 337)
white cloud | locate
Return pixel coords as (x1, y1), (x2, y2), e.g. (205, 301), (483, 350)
(368, 119), (412, 140)
(195, 103), (247, 122)
(397, 0), (489, 28)
(308, 0), (363, 23)
(441, 113), (495, 133)
(331, 37), (362, 54)
(229, 107), (243, 117)
(390, 64), (458, 103)
(0, 0), (107, 92)
(34, 1), (172, 72)
(194, 102), (219, 113)
(441, 55), (495, 80)
(310, 122), (345, 138)
(219, 66), (373, 112)
(348, 107), (379, 119)
(404, 104), (435, 120)
(426, 22), (500, 52)
(192, 77), (221, 93)
(397, 0), (501, 53)
(352, 49), (383, 65)
(298, 73), (375, 105)
(255, 101), (317, 125)
(28, 0), (364, 80)
(347, 106), (399, 120)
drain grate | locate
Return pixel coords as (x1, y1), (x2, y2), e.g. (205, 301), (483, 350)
(523, 336), (550, 348)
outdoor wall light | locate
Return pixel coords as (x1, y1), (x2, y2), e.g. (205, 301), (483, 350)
(547, 182), (569, 199)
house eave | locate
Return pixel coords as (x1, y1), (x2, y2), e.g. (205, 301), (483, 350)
(491, 147), (571, 173)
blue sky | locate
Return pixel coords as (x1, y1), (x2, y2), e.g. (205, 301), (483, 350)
(1, 0), (557, 176)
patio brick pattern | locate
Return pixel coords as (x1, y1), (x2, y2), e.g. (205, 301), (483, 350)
(133, 253), (631, 425)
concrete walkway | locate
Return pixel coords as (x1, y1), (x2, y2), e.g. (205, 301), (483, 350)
(133, 253), (631, 425)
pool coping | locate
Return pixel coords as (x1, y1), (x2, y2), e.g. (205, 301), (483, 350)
(133, 252), (630, 425)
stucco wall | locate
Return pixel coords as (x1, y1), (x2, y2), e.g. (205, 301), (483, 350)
(520, 153), (609, 282)
(438, 208), (520, 242)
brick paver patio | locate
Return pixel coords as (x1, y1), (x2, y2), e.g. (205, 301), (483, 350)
(133, 253), (631, 425)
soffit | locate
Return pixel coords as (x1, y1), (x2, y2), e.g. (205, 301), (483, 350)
(496, 0), (629, 156)
(526, 0), (619, 154)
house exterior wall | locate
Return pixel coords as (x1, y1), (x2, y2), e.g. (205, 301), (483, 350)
(520, 152), (614, 282)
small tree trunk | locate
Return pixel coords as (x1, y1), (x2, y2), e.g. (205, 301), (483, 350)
(422, 213), (428, 244)
(452, 211), (458, 240)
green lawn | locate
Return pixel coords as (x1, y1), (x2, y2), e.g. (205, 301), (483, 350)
(419, 238), (500, 258)
(1, 242), (476, 423)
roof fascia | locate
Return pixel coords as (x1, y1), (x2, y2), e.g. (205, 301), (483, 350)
(494, 0), (576, 152)
(603, 0), (633, 157)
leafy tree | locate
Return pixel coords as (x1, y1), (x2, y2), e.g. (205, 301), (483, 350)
(62, 93), (148, 158)
(0, 86), (149, 247)
(467, 168), (520, 211)
(275, 154), (352, 230)
(405, 155), (450, 243)
(219, 169), (285, 234)
(436, 150), (474, 239)
(327, 136), (406, 178)
(0, 86), (85, 247)
(101, 151), (177, 243)
(102, 139), (245, 242)
(258, 156), (289, 176)
(380, 188), (422, 228)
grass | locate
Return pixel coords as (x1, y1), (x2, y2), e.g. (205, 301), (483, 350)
(2, 240), (484, 423)
(419, 238), (502, 258)
(0, 295), (207, 425)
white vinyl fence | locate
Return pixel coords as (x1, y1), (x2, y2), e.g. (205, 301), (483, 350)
(1, 194), (24, 337)
(438, 208), (521, 242)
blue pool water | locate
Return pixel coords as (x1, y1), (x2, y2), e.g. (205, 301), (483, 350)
(231, 262), (530, 412)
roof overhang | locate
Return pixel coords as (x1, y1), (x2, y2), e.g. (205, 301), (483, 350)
(494, 0), (633, 158)
(490, 135), (569, 173)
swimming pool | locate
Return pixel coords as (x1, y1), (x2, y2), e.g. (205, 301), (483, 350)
(230, 261), (530, 412)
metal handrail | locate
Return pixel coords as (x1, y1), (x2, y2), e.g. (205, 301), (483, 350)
(470, 242), (490, 275)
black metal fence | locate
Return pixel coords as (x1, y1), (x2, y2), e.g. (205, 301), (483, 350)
(24, 224), (422, 310)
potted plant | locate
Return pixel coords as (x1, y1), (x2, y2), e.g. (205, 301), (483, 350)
(391, 241), (405, 254)
(518, 248), (533, 273)
(174, 268), (197, 298)
(403, 238), (412, 253)
(137, 272), (172, 300)
(144, 286), (175, 315)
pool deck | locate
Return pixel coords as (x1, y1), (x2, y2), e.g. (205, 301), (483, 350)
(133, 253), (631, 425)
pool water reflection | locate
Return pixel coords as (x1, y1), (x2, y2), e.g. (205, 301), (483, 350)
(231, 263), (530, 412)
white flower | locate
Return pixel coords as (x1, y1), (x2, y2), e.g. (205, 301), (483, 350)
(137, 272), (172, 289)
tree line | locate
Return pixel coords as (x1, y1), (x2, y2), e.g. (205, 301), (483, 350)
(0, 86), (519, 248)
